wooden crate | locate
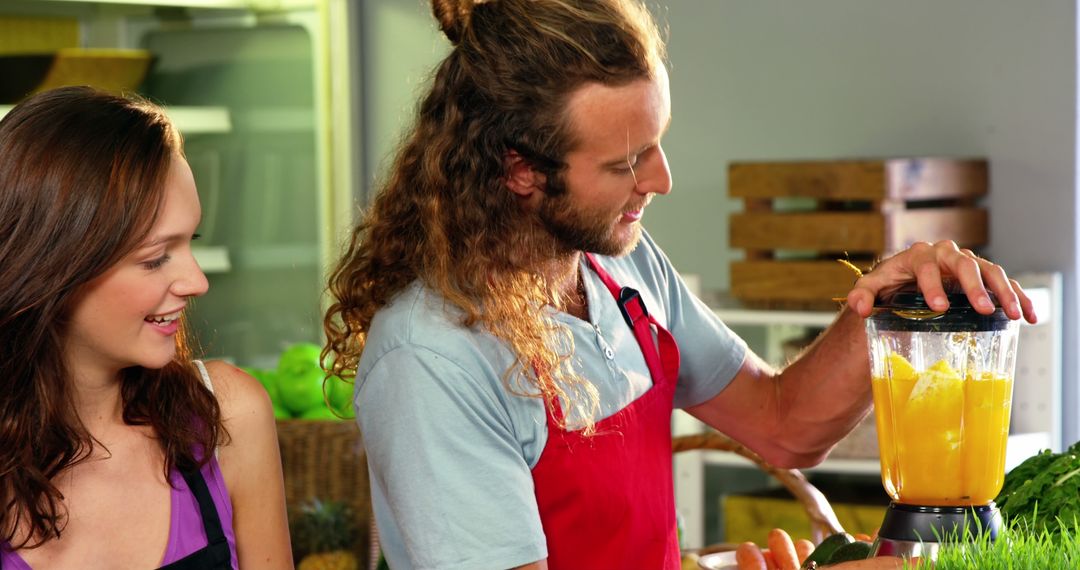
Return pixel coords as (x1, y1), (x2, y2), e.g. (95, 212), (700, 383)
(728, 158), (989, 307)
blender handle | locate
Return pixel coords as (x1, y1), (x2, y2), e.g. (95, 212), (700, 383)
(673, 431), (846, 543)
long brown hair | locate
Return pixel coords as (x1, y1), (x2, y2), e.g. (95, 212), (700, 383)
(0, 87), (225, 548)
(324, 0), (665, 431)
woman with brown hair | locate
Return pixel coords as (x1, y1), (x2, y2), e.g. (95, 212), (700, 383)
(0, 87), (292, 569)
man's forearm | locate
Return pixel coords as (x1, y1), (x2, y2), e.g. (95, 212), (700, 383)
(688, 305), (878, 469)
(770, 305), (875, 463)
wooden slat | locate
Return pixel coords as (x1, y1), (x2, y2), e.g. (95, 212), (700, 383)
(729, 158), (987, 201)
(730, 207), (987, 255)
(731, 211), (886, 253)
(729, 160), (887, 200)
(731, 261), (862, 303)
(885, 159), (988, 201)
(886, 207), (988, 252)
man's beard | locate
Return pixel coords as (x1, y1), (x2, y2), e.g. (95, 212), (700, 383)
(536, 176), (643, 257)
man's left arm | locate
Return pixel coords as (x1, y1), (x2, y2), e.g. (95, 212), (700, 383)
(686, 240), (1037, 469)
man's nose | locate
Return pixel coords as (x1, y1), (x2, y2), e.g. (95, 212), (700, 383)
(637, 146), (672, 196)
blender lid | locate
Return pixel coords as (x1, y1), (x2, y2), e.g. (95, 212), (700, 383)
(875, 279), (1002, 312)
(871, 280), (1010, 331)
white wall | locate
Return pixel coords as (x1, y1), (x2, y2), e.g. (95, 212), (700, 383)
(357, 0), (447, 202)
(358, 0), (1079, 443)
(649, 0), (1078, 444)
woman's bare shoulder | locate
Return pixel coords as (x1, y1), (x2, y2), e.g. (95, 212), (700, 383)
(200, 360), (274, 425)
(200, 361), (293, 566)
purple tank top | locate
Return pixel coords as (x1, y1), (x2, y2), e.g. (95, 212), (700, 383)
(0, 457), (238, 569)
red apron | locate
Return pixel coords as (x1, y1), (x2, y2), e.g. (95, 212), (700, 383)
(532, 253), (682, 569)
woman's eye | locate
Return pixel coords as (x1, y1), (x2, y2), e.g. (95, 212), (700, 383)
(142, 254), (171, 270)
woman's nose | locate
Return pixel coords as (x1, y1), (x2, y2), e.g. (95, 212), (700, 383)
(173, 251), (209, 298)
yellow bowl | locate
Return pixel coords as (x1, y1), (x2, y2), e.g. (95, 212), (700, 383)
(34, 48), (154, 96)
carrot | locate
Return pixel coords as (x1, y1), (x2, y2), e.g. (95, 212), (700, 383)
(762, 549), (778, 570)
(793, 538), (815, 563)
(766, 528), (799, 570)
(853, 532), (873, 542)
(735, 541), (767, 570)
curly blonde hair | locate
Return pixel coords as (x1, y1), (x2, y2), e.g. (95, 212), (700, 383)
(324, 0), (664, 432)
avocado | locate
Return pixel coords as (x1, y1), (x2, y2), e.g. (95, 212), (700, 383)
(801, 533), (855, 569)
(825, 541), (873, 565)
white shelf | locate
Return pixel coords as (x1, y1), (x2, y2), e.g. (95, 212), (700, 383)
(713, 307), (838, 328)
(232, 106), (313, 132)
(0, 105), (231, 136)
(167, 106), (232, 135)
(232, 243), (319, 270)
(193, 245), (230, 273)
(193, 244), (319, 272)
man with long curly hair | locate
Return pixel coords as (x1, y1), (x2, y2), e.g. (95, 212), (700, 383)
(323, 1), (1037, 568)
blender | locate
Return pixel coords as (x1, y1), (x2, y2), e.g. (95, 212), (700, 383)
(865, 282), (1019, 560)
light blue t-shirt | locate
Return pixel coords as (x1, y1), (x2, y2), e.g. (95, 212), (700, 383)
(355, 232), (747, 570)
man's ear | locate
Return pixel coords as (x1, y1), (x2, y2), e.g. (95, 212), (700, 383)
(504, 150), (547, 198)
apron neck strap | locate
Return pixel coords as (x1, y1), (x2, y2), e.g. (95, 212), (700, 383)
(583, 253), (649, 330)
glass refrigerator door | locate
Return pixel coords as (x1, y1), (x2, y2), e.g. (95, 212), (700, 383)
(1, 0), (357, 369)
(133, 1), (357, 369)
(142, 22), (323, 367)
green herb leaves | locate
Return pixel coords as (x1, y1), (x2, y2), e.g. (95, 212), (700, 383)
(996, 441), (1080, 534)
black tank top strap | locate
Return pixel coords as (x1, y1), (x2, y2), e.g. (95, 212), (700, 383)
(157, 468), (232, 569)
(180, 468), (226, 544)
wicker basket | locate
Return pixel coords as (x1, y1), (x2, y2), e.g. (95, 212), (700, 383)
(276, 419), (374, 567)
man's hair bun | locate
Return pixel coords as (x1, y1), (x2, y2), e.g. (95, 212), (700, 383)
(431, 0), (477, 45)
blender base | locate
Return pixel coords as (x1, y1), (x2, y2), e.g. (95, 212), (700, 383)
(871, 538), (941, 560)
(870, 502), (1001, 560)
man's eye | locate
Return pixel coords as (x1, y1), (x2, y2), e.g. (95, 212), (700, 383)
(613, 156), (639, 173)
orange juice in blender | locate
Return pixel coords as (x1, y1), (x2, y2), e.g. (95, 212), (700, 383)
(866, 282), (1019, 559)
(872, 353), (1013, 506)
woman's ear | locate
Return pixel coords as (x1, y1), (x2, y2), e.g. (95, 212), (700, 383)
(504, 150), (547, 198)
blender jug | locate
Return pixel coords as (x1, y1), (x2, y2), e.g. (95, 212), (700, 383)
(866, 282), (1019, 558)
